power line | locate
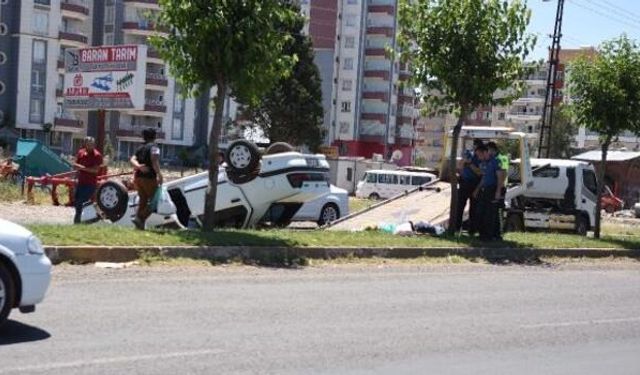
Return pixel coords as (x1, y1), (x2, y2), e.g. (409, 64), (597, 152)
(568, 0), (640, 33)
(581, 0), (640, 28)
(596, 0), (640, 21)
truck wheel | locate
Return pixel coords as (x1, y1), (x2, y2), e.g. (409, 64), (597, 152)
(575, 215), (589, 236)
(504, 213), (524, 232)
(265, 142), (294, 155)
(0, 262), (16, 328)
(225, 140), (261, 175)
(318, 203), (340, 226)
(96, 180), (129, 222)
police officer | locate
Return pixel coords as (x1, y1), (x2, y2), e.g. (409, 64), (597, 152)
(454, 139), (483, 233)
(474, 143), (506, 241)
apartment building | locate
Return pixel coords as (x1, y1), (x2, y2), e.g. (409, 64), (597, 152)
(0, 0), (237, 162)
(315, 0), (416, 166)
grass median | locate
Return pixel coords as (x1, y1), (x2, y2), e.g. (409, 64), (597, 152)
(30, 224), (640, 250)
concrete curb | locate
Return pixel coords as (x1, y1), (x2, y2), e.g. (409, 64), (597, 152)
(43, 246), (640, 265)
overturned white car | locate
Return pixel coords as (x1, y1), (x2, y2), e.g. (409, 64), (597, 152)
(82, 141), (339, 228)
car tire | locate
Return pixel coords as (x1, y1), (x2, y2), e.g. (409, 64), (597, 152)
(368, 193), (381, 200)
(575, 214), (589, 236)
(0, 262), (16, 328)
(96, 180), (129, 222)
(225, 140), (261, 175)
(265, 142), (295, 155)
(318, 203), (340, 226)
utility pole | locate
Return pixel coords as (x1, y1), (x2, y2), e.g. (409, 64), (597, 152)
(538, 0), (565, 158)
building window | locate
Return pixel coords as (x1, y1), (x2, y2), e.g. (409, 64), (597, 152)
(32, 11), (49, 35)
(339, 121), (350, 134)
(347, 0), (358, 4)
(34, 0), (50, 5)
(341, 101), (351, 113)
(104, 33), (114, 45)
(105, 5), (115, 25)
(342, 79), (352, 91)
(171, 118), (183, 140)
(343, 58), (353, 70)
(31, 71), (45, 94)
(33, 40), (46, 64)
(29, 98), (44, 123)
(344, 36), (355, 48)
(345, 15), (356, 27)
(498, 112), (505, 120)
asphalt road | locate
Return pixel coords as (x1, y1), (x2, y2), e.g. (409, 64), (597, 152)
(1, 261), (640, 374)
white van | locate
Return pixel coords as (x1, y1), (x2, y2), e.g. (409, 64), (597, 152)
(355, 169), (436, 200)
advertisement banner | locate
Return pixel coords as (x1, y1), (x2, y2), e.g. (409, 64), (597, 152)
(63, 45), (147, 110)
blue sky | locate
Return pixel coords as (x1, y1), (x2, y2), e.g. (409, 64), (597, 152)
(527, 0), (640, 60)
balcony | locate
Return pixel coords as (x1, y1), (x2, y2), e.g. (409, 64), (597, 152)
(364, 70), (390, 80)
(362, 91), (389, 102)
(397, 116), (413, 125)
(61, 1), (90, 21)
(398, 94), (414, 104)
(399, 70), (411, 81)
(117, 128), (166, 139)
(513, 95), (545, 105)
(122, 21), (168, 37)
(364, 48), (386, 57)
(368, 5), (394, 14)
(506, 111), (543, 122)
(361, 113), (386, 123)
(145, 72), (168, 90)
(366, 27), (394, 37)
(59, 30), (88, 47)
(54, 116), (83, 130)
(123, 0), (160, 10)
(147, 48), (164, 64)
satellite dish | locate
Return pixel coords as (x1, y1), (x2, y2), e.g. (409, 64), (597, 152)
(391, 150), (403, 161)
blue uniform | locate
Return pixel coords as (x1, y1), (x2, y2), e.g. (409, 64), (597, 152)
(480, 156), (500, 187)
(462, 154), (480, 182)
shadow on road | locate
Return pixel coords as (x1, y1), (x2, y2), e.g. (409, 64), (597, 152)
(0, 320), (51, 346)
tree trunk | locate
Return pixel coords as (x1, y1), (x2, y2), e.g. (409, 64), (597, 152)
(202, 82), (227, 231)
(594, 136), (611, 239)
(447, 110), (467, 233)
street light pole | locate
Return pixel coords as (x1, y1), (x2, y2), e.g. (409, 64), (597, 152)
(538, 0), (565, 158)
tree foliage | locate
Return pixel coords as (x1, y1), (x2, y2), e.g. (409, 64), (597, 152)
(549, 105), (578, 159)
(152, 0), (300, 230)
(568, 35), (640, 237)
(398, 0), (536, 232)
(242, 3), (325, 152)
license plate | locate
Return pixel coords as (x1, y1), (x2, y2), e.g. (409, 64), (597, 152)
(305, 158), (320, 167)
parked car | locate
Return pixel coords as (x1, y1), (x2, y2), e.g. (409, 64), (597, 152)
(292, 185), (349, 226)
(82, 140), (335, 229)
(355, 169), (436, 200)
(0, 219), (52, 327)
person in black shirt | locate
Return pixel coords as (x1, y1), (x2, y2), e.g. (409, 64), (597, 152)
(129, 128), (164, 230)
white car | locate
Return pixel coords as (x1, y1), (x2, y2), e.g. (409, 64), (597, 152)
(83, 140), (335, 229)
(0, 219), (52, 327)
(291, 185), (349, 226)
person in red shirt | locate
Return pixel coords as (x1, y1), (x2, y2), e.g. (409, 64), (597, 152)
(73, 137), (104, 224)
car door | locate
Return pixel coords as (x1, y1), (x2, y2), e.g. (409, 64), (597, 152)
(580, 168), (598, 226)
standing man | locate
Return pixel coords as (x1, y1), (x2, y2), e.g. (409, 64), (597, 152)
(130, 128), (163, 230)
(454, 139), (483, 233)
(487, 142), (508, 240)
(474, 143), (505, 241)
(73, 137), (103, 224)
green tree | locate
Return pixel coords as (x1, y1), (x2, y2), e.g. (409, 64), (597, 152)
(398, 0), (536, 232)
(568, 35), (640, 238)
(243, 2), (325, 151)
(548, 105), (578, 159)
(152, 0), (299, 230)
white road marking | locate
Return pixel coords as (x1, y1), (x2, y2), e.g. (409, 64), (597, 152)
(521, 317), (640, 329)
(0, 349), (226, 374)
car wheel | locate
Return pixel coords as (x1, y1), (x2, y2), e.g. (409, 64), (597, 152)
(0, 262), (16, 328)
(265, 142), (295, 155)
(318, 203), (340, 226)
(225, 140), (261, 175)
(368, 193), (380, 200)
(96, 180), (129, 222)
(575, 214), (589, 236)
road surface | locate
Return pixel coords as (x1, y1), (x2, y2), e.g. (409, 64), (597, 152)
(1, 261), (640, 374)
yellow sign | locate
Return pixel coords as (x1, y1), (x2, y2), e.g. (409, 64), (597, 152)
(319, 146), (339, 159)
